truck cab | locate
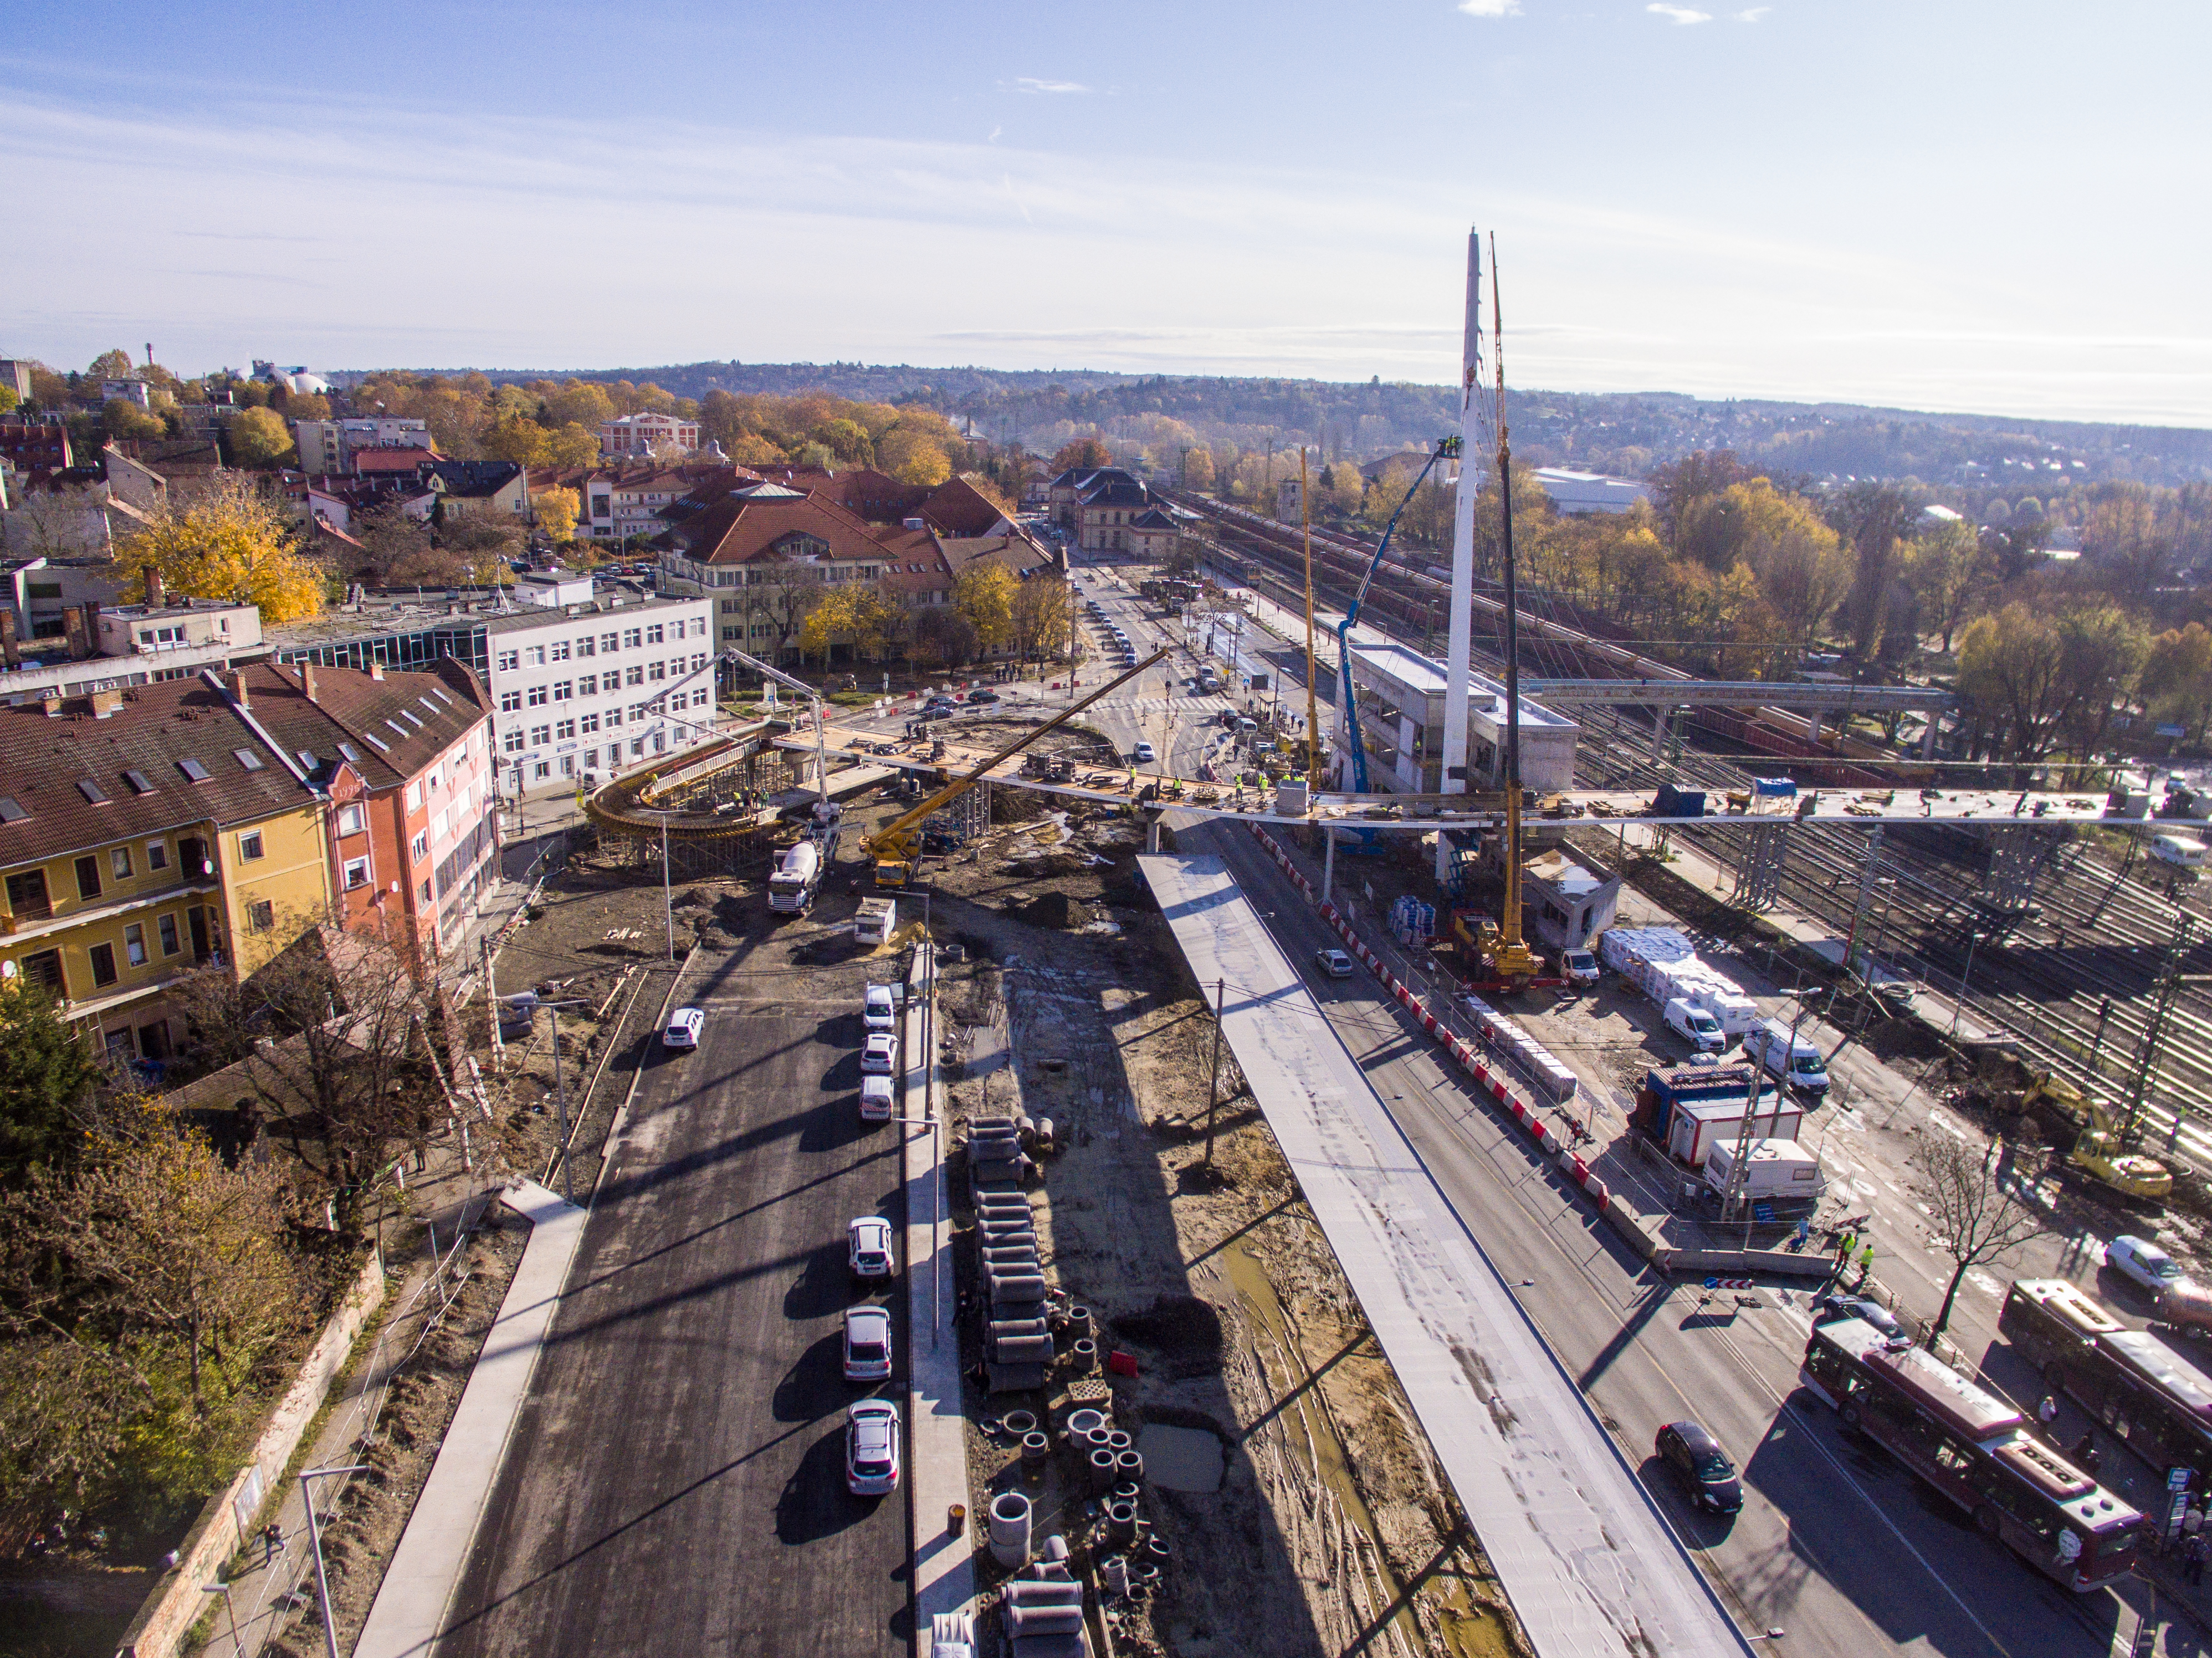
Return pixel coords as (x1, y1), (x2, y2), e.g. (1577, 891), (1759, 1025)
(1664, 997), (1726, 1053)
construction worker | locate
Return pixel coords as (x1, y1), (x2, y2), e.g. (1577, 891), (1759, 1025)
(1854, 1240), (1876, 1289)
(1835, 1229), (1857, 1276)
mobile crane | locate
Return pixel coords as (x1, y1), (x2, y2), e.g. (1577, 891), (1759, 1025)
(866, 648), (1170, 887)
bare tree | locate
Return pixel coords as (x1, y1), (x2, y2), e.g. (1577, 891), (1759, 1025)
(1913, 1130), (2050, 1345)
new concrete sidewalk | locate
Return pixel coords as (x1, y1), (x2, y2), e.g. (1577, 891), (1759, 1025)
(353, 1181), (586, 1658)
(903, 943), (978, 1647)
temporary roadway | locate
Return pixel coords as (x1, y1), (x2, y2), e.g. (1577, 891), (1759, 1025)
(1138, 844), (1753, 1658)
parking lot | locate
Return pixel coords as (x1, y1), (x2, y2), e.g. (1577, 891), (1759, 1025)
(439, 910), (910, 1658)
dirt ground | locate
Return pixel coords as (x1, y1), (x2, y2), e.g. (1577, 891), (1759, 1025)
(910, 789), (1530, 1658)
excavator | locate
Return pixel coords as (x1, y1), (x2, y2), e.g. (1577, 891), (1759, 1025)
(866, 648), (1170, 887)
(2018, 1072), (2174, 1203)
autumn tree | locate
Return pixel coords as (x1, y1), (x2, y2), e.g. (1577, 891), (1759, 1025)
(535, 485), (582, 541)
(484, 416), (554, 467)
(1182, 447), (1215, 492)
(1645, 449), (1758, 551)
(1957, 604), (2067, 763)
(1051, 436), (1112, 472)
(1715, 480), (1849, 646)
(1840, 482), (1918, 659)
(1913, 1130), (2049, 1345)
(113, 477), (323, 622)
(84, 349), (135, 382)
(2052, 604), (2147, 759)
(102, 398), (166, 442)
(547, 422), (601, 465)
(1010, 575), (1072, 661)
(0, 982), (101, 1189)
(227, 405), (295, 467)
(910, 605), (979, 670)
(351, 502), (436, 586)
(798, 585), (900, 664)
(955, 564), (1016, 656)
(2140, 623), (2212, 741)
(1903, 520), (1990, 653)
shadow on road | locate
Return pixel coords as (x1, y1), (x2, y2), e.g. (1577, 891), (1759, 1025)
(776, 1427), (872, 1545)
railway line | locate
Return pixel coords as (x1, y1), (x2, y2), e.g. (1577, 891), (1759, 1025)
(1174, 492), (2212, 1165)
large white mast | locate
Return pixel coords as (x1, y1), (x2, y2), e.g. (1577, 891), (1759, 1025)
(1441, 228), (1483, 805)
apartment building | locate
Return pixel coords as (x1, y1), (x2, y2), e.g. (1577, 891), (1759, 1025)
(0, 675), (331, 1061)
(228, 658), (496, 965)
(293, 417), (434, 475)
(599, 411), (699, 458)
(270, 589), (718, 806)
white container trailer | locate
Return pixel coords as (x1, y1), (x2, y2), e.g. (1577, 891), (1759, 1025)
(1702, 1137), (1826, 1211)
(1667, 1094), (1800, 1168)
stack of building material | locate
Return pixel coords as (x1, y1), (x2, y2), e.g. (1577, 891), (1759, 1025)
(1002, 1548), (1089, 1658)
(1462, 992), (1580, 1104)
(977, 1179), (1052, 1392)
(969, 1115), (1032, 1194)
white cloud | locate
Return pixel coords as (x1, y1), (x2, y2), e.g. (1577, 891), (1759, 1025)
(1734, 7), (1770, 18)
(1457, 0), (1522, 16)
(1647, 3), (1713, 21)
(1014, 76), (1088, 95)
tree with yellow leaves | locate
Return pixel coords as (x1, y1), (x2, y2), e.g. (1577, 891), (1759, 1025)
(483, 416), (553, 467)
(797, 585), (902, 664)
(1010, 574), (1072, 661)
(547, 422), (601, 466)
(955, 564), (1016, 656)
(114, 478), (323, 622)
(535, 485), (582, 541)
(227, 406), (294, 467)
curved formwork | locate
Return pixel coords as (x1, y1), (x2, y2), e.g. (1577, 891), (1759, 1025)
(580, 725), (790, 842)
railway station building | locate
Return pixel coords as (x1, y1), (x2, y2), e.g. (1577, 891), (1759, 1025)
(1341, 641), (1579, 795)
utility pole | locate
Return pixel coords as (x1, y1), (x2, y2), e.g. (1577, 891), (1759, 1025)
(300, 1465), (369, 1658)
(1300, 448), (1319, 779)
(483, 933), (503, 1073)
(2122, 912), (2194, 1149)
(1204, 978), (1226, 1170)
(661, 816), (675, 960)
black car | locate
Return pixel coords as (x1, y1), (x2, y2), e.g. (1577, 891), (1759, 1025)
(968, 688), (1000, 704)
(1655, 1421), (1742, 1514)
(1811, 1291), (1908, 1345)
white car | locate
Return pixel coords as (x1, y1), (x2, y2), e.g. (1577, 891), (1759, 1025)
(661, 1007), (705, 1050)
(843, 1305), (893, 1382)
(861, 1031), (900, 1075)
(2107, 1234), (2189, 1296)
(1558, 948), (1600, 987)
(862, 982), (901, 1032)
(1133, 741), (1157, 763)
(845, 1399), (902, 1496)
(849, 1216), (895, 1281)
(1315, 947), (1354, 978)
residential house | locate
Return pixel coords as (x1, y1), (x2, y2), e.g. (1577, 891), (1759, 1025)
(0, 673), (333, 1061)
(1047, 466), (1168, 552)
(526, 463), (745, 543)
(426, 459), (529, 521)
(599, 411), (700, 458)
(101, 379), (152, 410)
(103, 439), (229, 514)
(228, 658), (496, 965)
(0, 421), (73, 474)
(658, 490), (903, 652)
(293, 417), (434, 475)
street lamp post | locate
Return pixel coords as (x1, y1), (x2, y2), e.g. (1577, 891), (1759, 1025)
(299, 1465), (369, 1658)
(199, 1580), (242, 1658)
(506, 995), (591, 1202)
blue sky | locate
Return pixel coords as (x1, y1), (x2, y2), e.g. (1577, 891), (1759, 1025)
(6, 2), (2206, 424)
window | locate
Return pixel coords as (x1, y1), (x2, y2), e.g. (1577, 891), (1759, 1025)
(418, 879), (432, 905)
(552, 680), (572, 702)
(577, 636), (595, 658)
(623, 628), (642, 649)
(503, 728), (525, 754)
(551, 639), (570, 662)
(723, 626), (738, 641)
(530, 724), (551, 746)
(646, 624), (664, 645)
(499, 690), (522, 713)
(581, 712), (600, 734)
(75, 855), (103, 899)
(428, 767), (442, 793)
(555, 719), (576, 740)
(157, 914), (179, 956)
(691, 653), (706, 672)
(627, 665), (644, 687)
(337, 802), (367, 836)
(247, 900), (274, 933)
(528, 685), (548, 707)
(89, 943), (117, 987)
(110, 846), (133, 879)
(559, 755), (575, 776)
(532, 761), (550, 780)
(124, 923), (147, 966)
(433, 806), (450, 840)
(582, 747), (600, 767)
(605, 707), (623, 727)
(649, 661), (665, 682)
(411, 831), (428, 861)
(602, 632), (621, 653)
(578, 674), (597, 696)
(407, 780), (424, 811)
(19, 949), (62, 994)
(526, 645), (546, 667)
(238, 831), (264, 862)
(146, 840), (168, 871)
(497, 650), (520, 672)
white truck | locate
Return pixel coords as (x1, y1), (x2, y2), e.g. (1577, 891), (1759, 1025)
(1600, 926), (1758, 1042)
(1745, 1017), (1830, 1096)
(854, 895), (898, 946)
(767, 840), (823, 914)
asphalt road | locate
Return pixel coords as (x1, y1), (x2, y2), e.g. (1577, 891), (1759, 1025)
(1190, 817), (2174, 1658)
(439, 907), (910, 1658)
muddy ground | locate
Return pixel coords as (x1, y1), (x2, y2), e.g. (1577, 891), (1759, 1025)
(904, 786), (1529, 1658)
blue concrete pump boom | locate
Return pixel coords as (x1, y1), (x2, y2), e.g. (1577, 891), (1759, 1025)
(1335, 437), (1461, 792)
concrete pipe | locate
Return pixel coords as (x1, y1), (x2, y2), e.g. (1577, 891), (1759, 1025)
(1020, 1430), (1051, 1473)
(1005, 1605), (1085, 1640)
(1115, 1450), (1145, 1485)
(1105, 1500), (1139, 1547)
(1110, 1480), (1140, 1507)
(987, 1490), (1033, 1569)
(1068, 1338), (1097, 1373)
(1087, 1447), (1119, 1493)
(1107, 1430), (1132, 1454)
(1000, 1409), (1038, 1438)
(1064, 1408), (1107, 1440)
(988, 1274), (1049, 1304)
(1065, 1306), (1092, 1340)
(992, 1335), (1056, 1364)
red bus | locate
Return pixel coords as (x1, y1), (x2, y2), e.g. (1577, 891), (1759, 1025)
(1801, 1317), (2143, 1590)
(2000, 1278), (2212, 1483)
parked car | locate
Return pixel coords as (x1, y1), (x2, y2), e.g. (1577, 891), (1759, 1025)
(968, 688), (1000, 704)
(1315, 947), (1354, 979)
(1745, 1019), (1830, 1096)
(843, 1305), (893, 1382)
(1811, 1291), (1908, 1346)
(2107, 1234), (2190, 1296)
(844, 1399), (902, 1495)
(661, 1007), (705, 1049)
(1662, 999), (1725, 1053)
(1558, 948), (1600, 987)
(860, 1073), (896, 1122)
(861, 1031), (900, 1074)
(862, 982), (902, 1032)
(1133, 741), (1157, 763)
(848, 1216), (895, 1281)
(1655, 1421), (1742, 1514)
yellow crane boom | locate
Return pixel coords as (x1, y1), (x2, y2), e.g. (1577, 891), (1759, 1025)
(866, 647), (1171, 884)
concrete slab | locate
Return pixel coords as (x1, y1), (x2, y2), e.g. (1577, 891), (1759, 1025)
(352, 1180), (586, 1658)
(905, 944), (980, 1640)
(1138, 850), (1752, 1658)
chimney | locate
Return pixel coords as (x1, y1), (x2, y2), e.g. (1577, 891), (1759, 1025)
(89, 687), (124, 719)
(369, 662), (385, 682)
(63, 605), (88, 661)
(145, 566), (165, 607)
(42, 692), (62, 718)
(301, 662), (319, 703)
(0, 609), (18, 672)
(230, 669), (250, 709)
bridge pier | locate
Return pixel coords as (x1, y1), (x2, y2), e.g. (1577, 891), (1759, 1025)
(1982, 826), (2042, 915)
(1729, 823), (1789, 913)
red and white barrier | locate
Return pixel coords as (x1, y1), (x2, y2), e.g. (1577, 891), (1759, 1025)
(1247, 823), (1611, 1210)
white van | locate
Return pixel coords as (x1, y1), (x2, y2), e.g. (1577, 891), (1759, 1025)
(2152, 833), (2209, 872)
(860, 1074), (896, 1122)
(1746, 1018), (1829, 1096)
(1663, 997), (1726, 1053)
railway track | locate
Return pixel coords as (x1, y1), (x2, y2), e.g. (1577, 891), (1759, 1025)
(1177, 494), (2212, 1161)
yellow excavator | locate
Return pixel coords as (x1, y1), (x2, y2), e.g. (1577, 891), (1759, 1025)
(866, 648), (1170, 886)
(2019, 1073), (2173, 1203)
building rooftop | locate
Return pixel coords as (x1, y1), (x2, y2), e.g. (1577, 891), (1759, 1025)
(1348, 642), (1575, 728)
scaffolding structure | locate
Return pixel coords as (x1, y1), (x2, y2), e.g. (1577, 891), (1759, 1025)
(1729, 822), (1790, 913)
